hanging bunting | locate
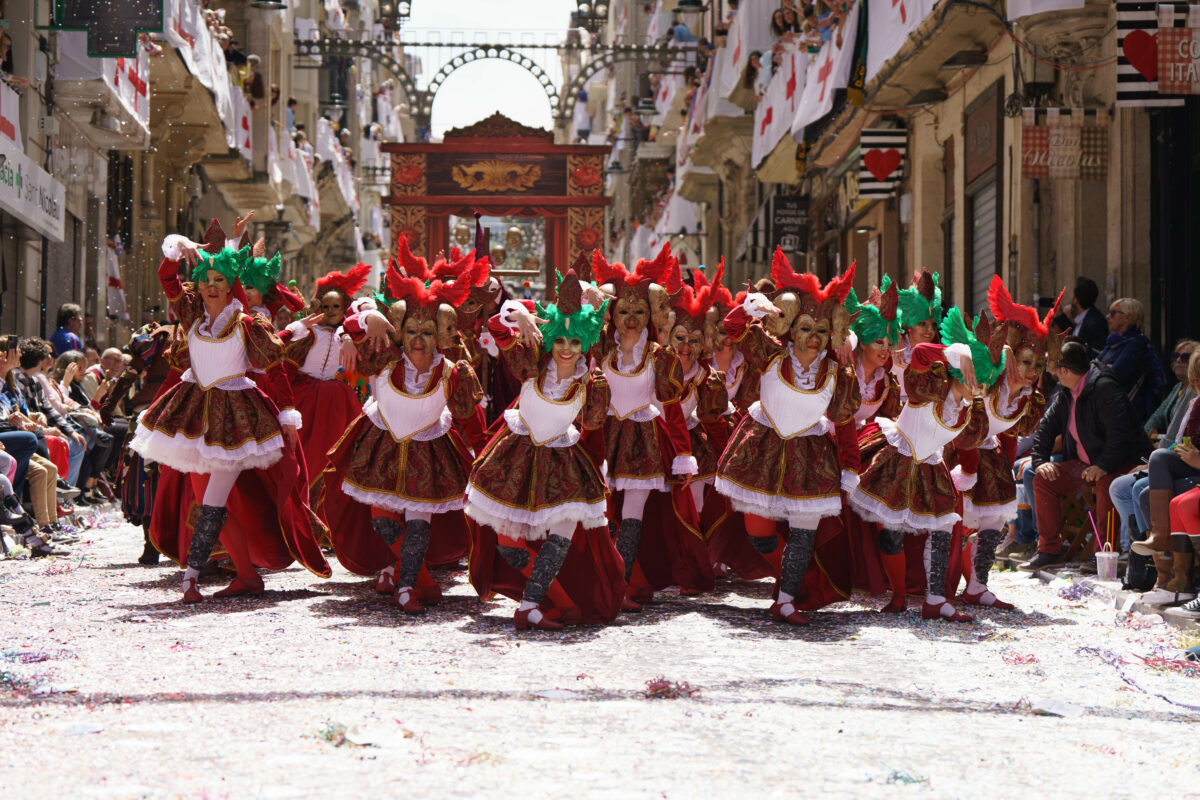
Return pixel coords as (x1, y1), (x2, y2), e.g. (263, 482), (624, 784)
(1116, 1), (1186, 107)
(1021, 108), (1109, 181)
(858, 128), (907, 198)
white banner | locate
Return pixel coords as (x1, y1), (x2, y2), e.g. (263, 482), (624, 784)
(791, 0), (861, 138)
(867, 0), (936, 82)
(1008, 0), (1085, 20)
(753, 48), (807, 168)
(719, 0), (779, 101)
(0, 81), (22, 145)
(106, 245), (129, 321)
(0, 134), (66, 242)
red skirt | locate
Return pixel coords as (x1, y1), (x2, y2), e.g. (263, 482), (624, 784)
(291, 373), (361, 482)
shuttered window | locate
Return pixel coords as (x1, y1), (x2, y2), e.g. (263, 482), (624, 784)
(968, 181), (998, 315)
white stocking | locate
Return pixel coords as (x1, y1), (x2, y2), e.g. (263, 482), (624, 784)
(621, 489), (651, 521)
(688, 481), (706, 517)
(202, 470), (241, 507)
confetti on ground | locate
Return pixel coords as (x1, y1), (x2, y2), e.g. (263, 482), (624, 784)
(643, 677), (700, 699)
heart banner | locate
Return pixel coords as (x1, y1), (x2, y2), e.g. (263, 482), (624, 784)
(1116, 1), (1186, 107)
(1021, 108), (1109, 181)
(858, 128), (907, 199)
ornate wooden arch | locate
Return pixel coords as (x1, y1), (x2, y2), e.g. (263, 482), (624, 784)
(384, 113), (610, 290)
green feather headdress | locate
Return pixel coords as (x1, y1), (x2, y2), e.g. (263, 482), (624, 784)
(846, 275), (901, 347)
(190, 244), (250, 285)
(242, 252), (282, 295)
(536, 269), (607, 354)
(939, 306), (1006, 387)
(897, 270), (942, 331)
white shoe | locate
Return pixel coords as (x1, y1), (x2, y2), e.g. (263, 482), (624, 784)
(1139, 588), (1197, 605)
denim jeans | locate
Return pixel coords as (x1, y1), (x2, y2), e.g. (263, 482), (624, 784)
(1013, 456), (1037, 545)
(0, 430), (38, 494)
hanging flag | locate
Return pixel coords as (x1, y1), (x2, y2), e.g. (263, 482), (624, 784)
(858, 128), (907, 198)
(1116, 1), (1186, 107)
(791, 0), (861, 138)
(753, 48), (807, 168)
(0, 81), (22, 143)
(1156, 3), (1200, 94)
(1021, 108), (1109, 181)
(106, 245), (130, 321)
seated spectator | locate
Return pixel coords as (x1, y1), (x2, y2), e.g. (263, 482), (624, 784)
(1097, 297), (1167, 422)
(1069, 277), (1108, 354)
(0, 344), (39, 496)
(50, 352), (113, 503)
(1024, 341), (1151, 572)
(82, 347), (124, 401)
(14, 338), (86, 488)
(50, 303), (84, 355)
(1145, 339), (1199, 441)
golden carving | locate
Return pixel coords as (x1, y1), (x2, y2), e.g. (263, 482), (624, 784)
(451, 160), (542, 193)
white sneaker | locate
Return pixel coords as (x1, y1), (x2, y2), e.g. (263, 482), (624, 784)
(1140, 588), (1197, 605)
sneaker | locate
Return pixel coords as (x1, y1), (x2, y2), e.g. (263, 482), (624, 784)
(998, 542), (1036, 563)
(1179, 597), (1200, 616)
(55, 480), (81, 500)
(1018, 551), (1066, 572)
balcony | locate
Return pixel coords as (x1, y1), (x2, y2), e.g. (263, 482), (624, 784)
(53, 32), (152, 151)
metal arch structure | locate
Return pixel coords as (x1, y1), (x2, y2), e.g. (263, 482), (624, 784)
(295, 38), (421, 113)
(296, 37), (696, 126)
(555, 43), (695, 122)
(419, 45), (558, 120)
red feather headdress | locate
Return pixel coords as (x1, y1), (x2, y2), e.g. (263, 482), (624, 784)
(315, 262), (372, 299)
(384, 254), (472, 315)
(986, 274), (1064, 353)
(769, 246), (856, 317)
(593, 242), (674, 305)
(394, 235), (431, 280)
(673, 258), (726, 330)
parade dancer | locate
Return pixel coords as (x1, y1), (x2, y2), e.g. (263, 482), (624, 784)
(713, 248), (860, 625)
(466, 270), (625, 629)
(892, 270), (943, 401)
(320, 246), (486, 614)
(840, 280), (905, 605)
(845, 307), (1005, 622)
(241, 239), (307, 328)
(129, 234), (331, 602)
(950, 276), (1058, 609)
(592, 244), (713, 607)
(278, 263), (371, 480)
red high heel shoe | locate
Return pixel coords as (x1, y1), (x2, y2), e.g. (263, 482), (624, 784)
(182, 577), (203, 604)
(213, 575), (265, 598)
(958, 589), (1014, 610)
(395, 587), (426, 614)
(769, 600), (811, 625)
(922, 601), (974, 623)
(514, 607), (563, 631)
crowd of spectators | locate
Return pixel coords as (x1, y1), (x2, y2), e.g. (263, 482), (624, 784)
(1001, 282), (1198, 615)
(0, 304), (132, 557)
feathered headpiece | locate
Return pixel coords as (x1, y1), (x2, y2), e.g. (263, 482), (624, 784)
(897, 270), (943, 331)
(592, 242), (674, 307)
(242, 249), (282, 296)
(987, 274), (1065, 359)
(846, 275), (902, 347)
(201, 218), (228, 255)
(940, 307), (1006, 387)
(673, 259), (725, 332)
(190, 244), (250, 285)
(535, 270), (607, 353)
(766, 247), (856, 348)
(316, 262), (372, 300)
(275, 281), (307, 314)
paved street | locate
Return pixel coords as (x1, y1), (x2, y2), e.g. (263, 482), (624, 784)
(2, 514), (1197, 799)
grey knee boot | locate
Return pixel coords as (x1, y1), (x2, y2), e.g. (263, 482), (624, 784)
(187, 505), (228, 571)
(615, 519), (642, 581)
(779, 529), (816, 598)
(397, 518), (431, 589)
(974, 529), (1005, 585)
(371, 516), (403, 547)
(927, 530), (952, 597)
(523, 534), (571, 605)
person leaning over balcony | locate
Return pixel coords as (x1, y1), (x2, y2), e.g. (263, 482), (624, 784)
(50, 303), (84, 356)
(1097, 297), (1167, 423)
(1024, 341), (1151, 572)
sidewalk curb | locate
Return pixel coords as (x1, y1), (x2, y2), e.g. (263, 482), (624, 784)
(1027, 568), (1200, 632)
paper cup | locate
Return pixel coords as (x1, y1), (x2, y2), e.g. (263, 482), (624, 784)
(1094, 550), (1119, 582)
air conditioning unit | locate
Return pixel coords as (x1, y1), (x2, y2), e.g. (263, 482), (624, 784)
(38, 114), (60, 135)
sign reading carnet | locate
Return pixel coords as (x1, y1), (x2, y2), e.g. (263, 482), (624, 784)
(769, 195), (809, 254)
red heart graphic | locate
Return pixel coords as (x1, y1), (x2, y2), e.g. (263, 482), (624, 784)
(1122, 29), (1158, 82)
(864, 148), (902, 182)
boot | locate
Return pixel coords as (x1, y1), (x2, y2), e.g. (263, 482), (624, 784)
(1166, 551), (1195, 595)
(394, 518), (431, 614)
(878, 529), (907, 613)
(1123, 515), (1156, 592)
(1131, 490), (1173, 554)
(615, 519), (643, 582)
(181, 505), (228, 603)
(514, 534), (572, 631)
(137, 525), (160, 566)
(1, 495), (34, 537)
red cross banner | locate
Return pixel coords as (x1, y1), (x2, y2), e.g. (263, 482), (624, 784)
(1021, 108), (1109, 181)
(791, 0), (861, 139)
(753, 48), (807, 169)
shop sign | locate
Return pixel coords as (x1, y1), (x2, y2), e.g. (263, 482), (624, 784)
(0, 134), (67, 242)
(1158, 15), (1200, 93)
(769, 195), (809, 253)
(1020, 108), (1108, 181)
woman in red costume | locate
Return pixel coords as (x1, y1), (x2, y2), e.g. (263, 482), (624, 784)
(844, 306), (1004, 622)
(466, 270), (625, 629)
(241, 238), (308, 329)
(951, 276), (1058, 609)
(890, 271), (943, 402)
(129, 233), (331, 602)
(591, 243), (713, 608)
(277, 263), (372, 480)
(712, 248), (860, 625)
(320, 245), (486, 614)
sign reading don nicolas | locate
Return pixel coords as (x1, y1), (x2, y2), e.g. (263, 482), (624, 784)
(1021, 108), (1109, 181)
